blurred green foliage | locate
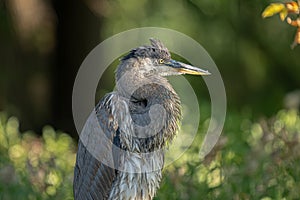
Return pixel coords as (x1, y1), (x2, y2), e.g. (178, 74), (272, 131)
(156, 109), (300, 199)
(0, 113), (76, 200)
(1, 0), (300, 133)
(1, 108), (299, 199)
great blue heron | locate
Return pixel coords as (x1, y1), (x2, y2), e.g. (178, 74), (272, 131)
(73, 38), (210, 200)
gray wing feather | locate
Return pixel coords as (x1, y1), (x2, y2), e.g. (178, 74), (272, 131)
(73, 93), (120, 200)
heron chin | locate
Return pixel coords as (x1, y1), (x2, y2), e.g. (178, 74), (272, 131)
(73, 39), (210, 200)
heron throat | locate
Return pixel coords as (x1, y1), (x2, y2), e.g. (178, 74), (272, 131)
(115, 59), (182, 152)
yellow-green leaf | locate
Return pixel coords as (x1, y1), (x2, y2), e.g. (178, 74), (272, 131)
(279, 9), (288, 21)
(262, 3), (285, 18)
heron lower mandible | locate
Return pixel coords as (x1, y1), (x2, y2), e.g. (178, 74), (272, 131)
(73, 38), (210, 200)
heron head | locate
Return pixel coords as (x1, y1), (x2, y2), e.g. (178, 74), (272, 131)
(120, 38), (211, 77)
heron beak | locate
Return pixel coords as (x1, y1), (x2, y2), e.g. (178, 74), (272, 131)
(166, 60), (211, 75)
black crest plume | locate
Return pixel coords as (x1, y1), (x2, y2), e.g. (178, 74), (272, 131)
(122, 38), (171, 61)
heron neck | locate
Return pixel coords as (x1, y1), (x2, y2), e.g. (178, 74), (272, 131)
(116, 73), (181, 150)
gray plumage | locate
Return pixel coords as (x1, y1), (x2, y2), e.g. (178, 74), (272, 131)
(73, 39), (210, 200)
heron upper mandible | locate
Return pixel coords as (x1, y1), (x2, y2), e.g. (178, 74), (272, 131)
(73, 38), (210, 200)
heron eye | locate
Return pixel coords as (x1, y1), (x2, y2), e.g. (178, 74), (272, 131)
(159, 59), (164, 64)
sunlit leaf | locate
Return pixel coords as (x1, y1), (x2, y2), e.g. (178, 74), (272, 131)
(262, 3), (286, 19)
(287, 17), (298, 26)
(286, 1), (299, 14)
(279, 9), (288, 21)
